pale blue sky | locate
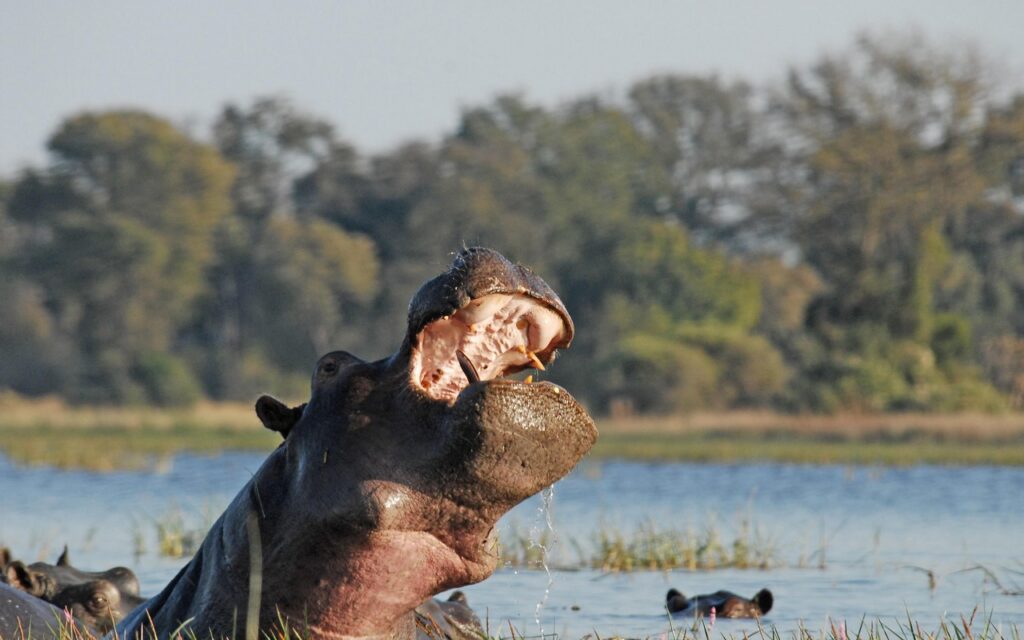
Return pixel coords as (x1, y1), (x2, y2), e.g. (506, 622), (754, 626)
(3, 1), (1023, 174)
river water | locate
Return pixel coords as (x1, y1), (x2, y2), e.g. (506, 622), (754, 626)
(1, 453), (1022, 638)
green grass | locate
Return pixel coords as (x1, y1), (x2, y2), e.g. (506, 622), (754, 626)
(5, 608), (1021, 640)
(0, 394), (279, 470)
(1, 394), (1024, 470)
(591, 431), (1024, 466)
(5, 426), (1023, 471)
(0, 424), (279, 471)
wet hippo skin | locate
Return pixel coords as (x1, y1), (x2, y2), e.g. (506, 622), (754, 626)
(414, 591), (483, 640)
(0, 583), (73, 639)
(109, 248), (596, 640)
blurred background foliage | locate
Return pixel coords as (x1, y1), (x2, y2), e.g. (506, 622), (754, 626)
(1, 33), (1023, 414)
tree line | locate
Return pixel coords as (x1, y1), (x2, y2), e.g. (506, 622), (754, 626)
(2, 33), (1023, 413)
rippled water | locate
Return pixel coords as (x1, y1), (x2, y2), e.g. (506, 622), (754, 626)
(1, 453), (1022, 638)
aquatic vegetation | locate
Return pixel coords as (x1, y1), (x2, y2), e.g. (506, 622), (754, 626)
(589, 519), (780, 572)
(152, 507), (205, 559)
(499, 518), (780, 572)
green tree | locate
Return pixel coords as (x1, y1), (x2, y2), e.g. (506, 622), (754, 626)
(628, 75), (770, 245)
(758, 33), (1009, 410)
(250, 218), (378, 370)
(8, 111), (233, 404)
(195, 98), (385, 396)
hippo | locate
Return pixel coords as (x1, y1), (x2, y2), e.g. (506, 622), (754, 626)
(3, 546), (140, 600)
(0, 582), (73, 639)
(62, 247), (596, 640)
(665, 587), (773, 618)
(2, 548), (146, 634)
(414, 591), (484, 640)
(254, 402), (487, 640)
(47, 579), (146, 634)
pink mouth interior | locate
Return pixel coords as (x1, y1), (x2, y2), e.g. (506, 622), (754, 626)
(411, 293), (567, 402)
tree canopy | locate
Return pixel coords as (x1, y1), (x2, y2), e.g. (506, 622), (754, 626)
(2, 32), (1023, 412)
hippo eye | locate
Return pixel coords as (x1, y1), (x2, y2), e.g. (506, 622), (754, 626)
(313, 351), (362, 381)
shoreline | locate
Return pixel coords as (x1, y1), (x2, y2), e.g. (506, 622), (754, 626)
(1, 398), (1022, 469)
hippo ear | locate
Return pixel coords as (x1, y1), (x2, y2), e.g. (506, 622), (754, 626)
(57, 544), (70, 567)
(754, 589), (773, 614)
(0, 546), (10, 567)
(447, 590), (467, 605)
(4, 561), (42, 595)
(666, 588), (688, 613)
(255, 396), (305, 439)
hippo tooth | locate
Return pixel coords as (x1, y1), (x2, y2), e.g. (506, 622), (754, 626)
(456, 350), (480, 384)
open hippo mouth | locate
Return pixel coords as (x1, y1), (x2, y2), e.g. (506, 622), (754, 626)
(410, 293), (570, 402)
(406, 247), (575, 404)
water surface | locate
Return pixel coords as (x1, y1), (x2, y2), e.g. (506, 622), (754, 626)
(2, 454), (1021, 638)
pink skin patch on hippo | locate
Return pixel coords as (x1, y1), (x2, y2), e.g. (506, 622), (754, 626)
(305, 531), (480, 638)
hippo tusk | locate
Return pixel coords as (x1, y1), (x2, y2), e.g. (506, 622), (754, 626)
(515, 344), (546, 371)
(456, 350), (480, 384)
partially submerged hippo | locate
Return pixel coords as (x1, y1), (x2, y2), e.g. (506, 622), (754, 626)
(48, 579), (146, 634)
(107, 248), (595, 640)
(3, 547), (145, 634)
(415, 591), (483, 640)
(3, 546), (140, 600)
(665, 587), (773, 618)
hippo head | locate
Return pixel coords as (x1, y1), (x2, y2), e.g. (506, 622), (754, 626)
(3, 548), (140, 602)
(250, 248), (597, 637)
(49, 579), (145, 634)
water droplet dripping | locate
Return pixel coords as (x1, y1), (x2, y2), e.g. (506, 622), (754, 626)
(529, 483), (557, 635)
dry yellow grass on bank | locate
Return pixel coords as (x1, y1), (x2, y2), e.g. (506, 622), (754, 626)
(0, 392), (275, 432)
(2, 392), (1024, 469)
(598, 410), (1024, 442)
(0, 392), (283, 470)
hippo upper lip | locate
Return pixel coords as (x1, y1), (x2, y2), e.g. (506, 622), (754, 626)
(409, 292), (570, 403)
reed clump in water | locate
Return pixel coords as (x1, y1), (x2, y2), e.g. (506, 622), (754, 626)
(152, 506), (208, 558)
(499, 518), (780, 572)
(590, 519), (779, 572)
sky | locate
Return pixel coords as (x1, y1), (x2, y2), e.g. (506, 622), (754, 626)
(3, 0), (1024, 175)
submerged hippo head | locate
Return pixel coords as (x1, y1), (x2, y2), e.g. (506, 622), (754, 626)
(666, 587), (773, 618)
(3, 548), (144, 635)
(120, 247), (597, 640)
(3, 547), (140, 602)
(49, 579), (145, 633)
